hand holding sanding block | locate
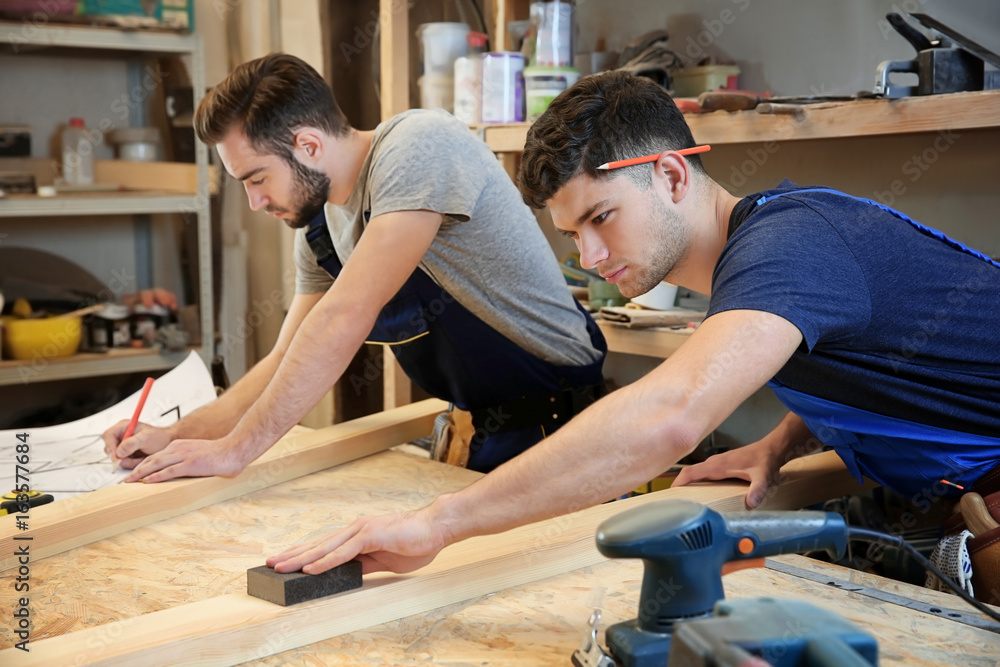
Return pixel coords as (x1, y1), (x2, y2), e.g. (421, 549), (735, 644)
(247, 561), (363, 606)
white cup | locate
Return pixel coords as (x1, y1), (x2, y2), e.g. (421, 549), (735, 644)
(629, 281), (678, 310)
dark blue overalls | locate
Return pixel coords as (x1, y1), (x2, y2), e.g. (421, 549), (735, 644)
(306, 213), (607, 472)
(752, 189), (1000, 497)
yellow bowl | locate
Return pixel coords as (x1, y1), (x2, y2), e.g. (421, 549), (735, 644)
(1, 315), (83, 361)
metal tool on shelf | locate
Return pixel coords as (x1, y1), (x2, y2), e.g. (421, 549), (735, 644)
(876, 12), (1000, 98)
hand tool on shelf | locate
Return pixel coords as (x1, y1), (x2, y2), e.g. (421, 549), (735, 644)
(875, 12), (1000, 98)
(697, 91), (857, 112)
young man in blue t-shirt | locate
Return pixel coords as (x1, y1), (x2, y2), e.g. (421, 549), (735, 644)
(265, 70), (1000, 580)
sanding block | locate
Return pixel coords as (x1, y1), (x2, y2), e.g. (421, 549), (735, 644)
(247, 561), (363, 606)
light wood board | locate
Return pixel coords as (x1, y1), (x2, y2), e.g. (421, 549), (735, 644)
(0, 399), (447, 571)
(2, 450), (877, 665)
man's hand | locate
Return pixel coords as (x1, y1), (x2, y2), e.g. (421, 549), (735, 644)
(266, 507), (449, 576)
(672, 439), (782, 509)
(102, 420), (173, 470)
(123, 437), (248, 483)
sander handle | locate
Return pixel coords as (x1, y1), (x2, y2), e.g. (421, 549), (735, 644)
(596, 500), (849, 633)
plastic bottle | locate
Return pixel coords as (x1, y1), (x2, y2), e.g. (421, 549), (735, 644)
(62, 117), (95, 186)
(454, 32), (489, 125)
(533, 1), (575, 68)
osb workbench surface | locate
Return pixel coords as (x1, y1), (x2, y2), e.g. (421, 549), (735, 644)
(7, 446), (999, 665)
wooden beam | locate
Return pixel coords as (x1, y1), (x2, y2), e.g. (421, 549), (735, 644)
(382, 349), (412, 409)
(379, 0), (409, 119)
(94, 160), (220, 195)
(6, 451), (874, 665)
(0, 399), (447, 572)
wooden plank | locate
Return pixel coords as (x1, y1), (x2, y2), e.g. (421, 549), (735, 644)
(4, 450), (876, 665)
(379, 0), (409, 119)
(382, 348), (412, 409)
(94, 160), (220, 195)
(264, 553), (1000, 665)
(478, 122), (532, 152)
(0, 399), (447, 572)
(497, 152), (519, 181)
(0, 157), (218, 194)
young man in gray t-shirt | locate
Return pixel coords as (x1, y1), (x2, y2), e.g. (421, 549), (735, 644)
(103, 54), (606, 480)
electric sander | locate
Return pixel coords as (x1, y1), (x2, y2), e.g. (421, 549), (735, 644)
(572, 499), (878, 667)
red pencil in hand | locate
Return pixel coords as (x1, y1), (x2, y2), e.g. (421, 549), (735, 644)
(112, 377), (155, 471)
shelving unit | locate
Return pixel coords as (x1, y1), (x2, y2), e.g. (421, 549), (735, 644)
(476, 89), (1000, 151)
(0, 21), (213, 387)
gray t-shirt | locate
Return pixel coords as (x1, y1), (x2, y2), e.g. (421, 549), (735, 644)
(293, 108), (601, 367)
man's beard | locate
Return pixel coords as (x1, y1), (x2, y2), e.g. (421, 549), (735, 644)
(618, 193), (687, 299)
(280, 159), (331, 229)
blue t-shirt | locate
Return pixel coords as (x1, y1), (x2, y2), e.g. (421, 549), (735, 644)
(708, 181), (1000, 439)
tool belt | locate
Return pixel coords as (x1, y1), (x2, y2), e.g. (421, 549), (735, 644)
(431, 384), (606, 469)
(941, 461), (1000, 605)
(468, 383), (605, 434)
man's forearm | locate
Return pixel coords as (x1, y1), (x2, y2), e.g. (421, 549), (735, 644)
(427, 369), (701, 546)
(165, 353), (283, 442)
(224, 302), (371, 461)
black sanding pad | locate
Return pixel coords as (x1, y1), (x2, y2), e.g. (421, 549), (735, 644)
(247, 560), (363, 606)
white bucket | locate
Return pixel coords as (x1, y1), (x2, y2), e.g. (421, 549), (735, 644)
(418, 22), (470, 78)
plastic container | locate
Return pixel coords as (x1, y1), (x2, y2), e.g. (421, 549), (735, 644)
(453, 31), (488, 125)
(419, 74), (455, 112)
(533, 1), (575, 67)
(418, 22), (470, 78)
(524, 66), (580, 121)
(61, 117), (97, 186)
(110, 127), (161, 162)
(480, 52), (525, 124)
(671, 65), (741, 97)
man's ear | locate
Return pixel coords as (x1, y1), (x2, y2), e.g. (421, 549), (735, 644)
(652, 150), (691, 203)
(293, 128), (323, 163)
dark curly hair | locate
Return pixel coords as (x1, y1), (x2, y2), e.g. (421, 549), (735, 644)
(518, 71), (704, 209)
(194, 53), (350, 161)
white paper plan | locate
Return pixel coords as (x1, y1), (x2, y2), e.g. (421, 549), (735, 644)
(1, 351), (216, 500)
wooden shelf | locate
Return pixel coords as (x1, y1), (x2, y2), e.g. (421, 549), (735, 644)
(0, 20), (198, 54)
(478, 90), (1000, 152)
(597, 320), (691, 359)
(0, 346), (199, 386)
(0, 191), (202, 218)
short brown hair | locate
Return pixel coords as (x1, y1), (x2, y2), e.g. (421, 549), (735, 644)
(518, 71), (704, 209)
(194, 53), (350, 160)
